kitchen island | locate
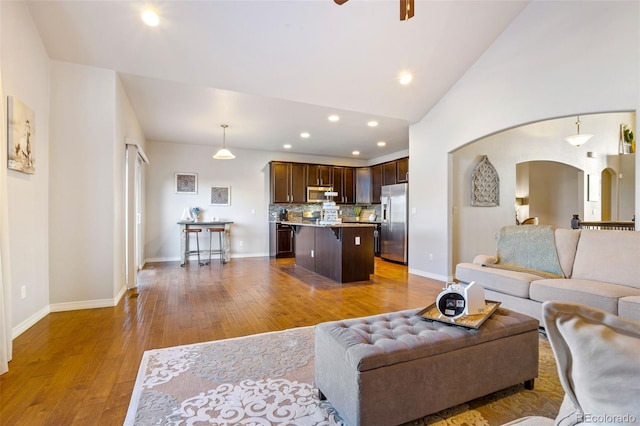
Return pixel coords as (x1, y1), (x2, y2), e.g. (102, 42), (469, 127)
(282, 221), (376, 283)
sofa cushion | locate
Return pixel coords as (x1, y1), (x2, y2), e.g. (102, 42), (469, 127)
(455, 262), (537, 298)
(553, 228), (581, 278)
(570, 230), (640, 288)
(530, 279), (640, 314)
(542, 302), (640, 426)
(618, 296), (640, 322)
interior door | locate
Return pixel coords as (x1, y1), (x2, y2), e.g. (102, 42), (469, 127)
(125, 142), (148, 289)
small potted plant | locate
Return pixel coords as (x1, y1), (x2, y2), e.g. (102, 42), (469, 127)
(624, 126), (635, 153)
(354, 206), (362, 221)
(622, 124), (635, 154)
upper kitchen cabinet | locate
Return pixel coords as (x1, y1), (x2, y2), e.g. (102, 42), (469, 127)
(307, 164), (333, 187)
(270, 162), (306, 203)
(371, 158), (408, 203)
(383, 161), (397, 186)
(371, 164), (383, 204)
(396, 157), (409, 183)
(333, 167), (355, 204)
(355, 167), (372, 204)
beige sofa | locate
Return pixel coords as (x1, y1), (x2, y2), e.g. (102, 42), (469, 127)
(455, 226), (640, 322)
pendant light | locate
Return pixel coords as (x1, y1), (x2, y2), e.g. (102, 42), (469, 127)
(213, 124), (235, 160)
(564, 115), (593, 146)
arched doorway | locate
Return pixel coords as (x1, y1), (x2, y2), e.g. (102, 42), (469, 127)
(517, 161), (582, 228)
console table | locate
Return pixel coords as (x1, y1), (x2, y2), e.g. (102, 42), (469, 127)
(177, 220), (234, 265)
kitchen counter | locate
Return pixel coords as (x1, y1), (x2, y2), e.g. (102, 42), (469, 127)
(280, 220), (377, 228)
(287, 221), (375, 283)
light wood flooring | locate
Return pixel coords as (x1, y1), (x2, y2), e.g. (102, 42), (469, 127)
(0, 257), (445, 425)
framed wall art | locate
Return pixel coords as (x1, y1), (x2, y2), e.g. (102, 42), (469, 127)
(7, 96), (36, 174)
(175, 172), (198, 194)
(210, 186), (231, 205)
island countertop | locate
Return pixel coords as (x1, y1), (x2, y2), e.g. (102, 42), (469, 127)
(280, 221), (376, 228)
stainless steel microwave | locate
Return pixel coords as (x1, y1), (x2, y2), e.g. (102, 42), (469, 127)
(307, 186), (332, 202)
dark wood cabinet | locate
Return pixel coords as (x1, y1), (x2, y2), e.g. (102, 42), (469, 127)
(355, 167), (372, 204)
(270, 159), (406, 206)
(270, 162), (306, 203)
(332, 167), (355, 204)
(396, 157), (409, 183)
(371, 164), (383, 204)
(383, 161), (397, 186)
(269, 222), (295, 258)
(307, 164), (333, 187)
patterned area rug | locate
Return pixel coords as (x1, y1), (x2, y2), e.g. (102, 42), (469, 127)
(125, 326), (563, 425)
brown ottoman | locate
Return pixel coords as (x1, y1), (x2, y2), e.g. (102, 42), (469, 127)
(314, 307), (539, 426)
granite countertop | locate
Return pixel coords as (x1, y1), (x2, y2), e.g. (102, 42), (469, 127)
(342, 219), (381, 224)
(279, 220), (377, 228)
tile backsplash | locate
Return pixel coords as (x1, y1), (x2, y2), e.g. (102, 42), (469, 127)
(269, 204), (381, 221)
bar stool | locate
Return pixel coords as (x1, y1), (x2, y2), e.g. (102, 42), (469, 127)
(207, 227), (225, 265)
(182, 228), (204, 267)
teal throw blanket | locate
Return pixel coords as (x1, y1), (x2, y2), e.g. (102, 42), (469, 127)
(492, 225), (564, 278)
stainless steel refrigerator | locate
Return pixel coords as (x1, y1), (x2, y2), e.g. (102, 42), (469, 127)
(380, 183), (408, 264)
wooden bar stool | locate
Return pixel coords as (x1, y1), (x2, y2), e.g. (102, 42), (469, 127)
(207, 227), (225, 265)
(182, 228), (204, 267)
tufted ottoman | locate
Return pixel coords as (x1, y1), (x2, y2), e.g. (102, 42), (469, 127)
(314, 307), (539, 426)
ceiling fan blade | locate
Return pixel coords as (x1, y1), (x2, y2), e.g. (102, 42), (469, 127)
(400, 0), (415, 20)
(334, 0), (349, 4)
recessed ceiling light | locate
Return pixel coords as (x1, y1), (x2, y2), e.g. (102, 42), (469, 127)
(367, 121), (378, 127)
(283, 144), (292, 149)
(328, 115), (340, 122)
(399, 71), (413, 85)
(352, 151), (360, 156)
(141, 9), (160, 27)
(377, 141), (386, 147)
(300, 132), (310, 138)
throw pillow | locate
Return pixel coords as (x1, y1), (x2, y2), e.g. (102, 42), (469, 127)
(542, 302), (640, 426)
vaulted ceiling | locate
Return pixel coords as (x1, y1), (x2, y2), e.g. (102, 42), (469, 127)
(26, 0), (529, 160)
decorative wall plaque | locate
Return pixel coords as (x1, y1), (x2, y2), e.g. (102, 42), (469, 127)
(471, 155), (499, 207)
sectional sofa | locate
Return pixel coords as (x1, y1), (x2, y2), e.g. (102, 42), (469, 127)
(455, 225), (640, 322)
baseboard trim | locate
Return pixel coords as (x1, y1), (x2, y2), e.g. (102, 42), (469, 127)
(114, 284), (128, 304)
(145, 253), (269, 263)
(408, 267), (451, 283)
(12, 287), (132, 339)
(49, 287), (125, 313)
(12, 305), (50, 339)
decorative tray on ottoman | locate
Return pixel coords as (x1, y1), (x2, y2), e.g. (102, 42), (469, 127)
(416, 300), (501, 329)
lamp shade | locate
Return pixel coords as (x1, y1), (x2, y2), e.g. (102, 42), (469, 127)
(564, 115), (592, 146)
(213, 147), (235, 160)
(213, 124), (235, 160)
(564, 133), (593, 146)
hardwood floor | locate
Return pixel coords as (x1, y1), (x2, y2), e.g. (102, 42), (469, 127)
(0, 257), (444, 425)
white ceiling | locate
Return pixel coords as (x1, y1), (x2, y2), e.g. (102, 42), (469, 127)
(26, 0), (529, 160)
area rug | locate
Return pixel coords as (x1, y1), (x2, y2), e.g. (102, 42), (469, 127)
(125, 326), (563, 425)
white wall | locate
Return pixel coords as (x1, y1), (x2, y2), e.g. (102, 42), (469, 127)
(409, 1), (639, 281)
(145, 141), (372, 262)
(49, 61), (118, 306)
(1, 1), (51, 335)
